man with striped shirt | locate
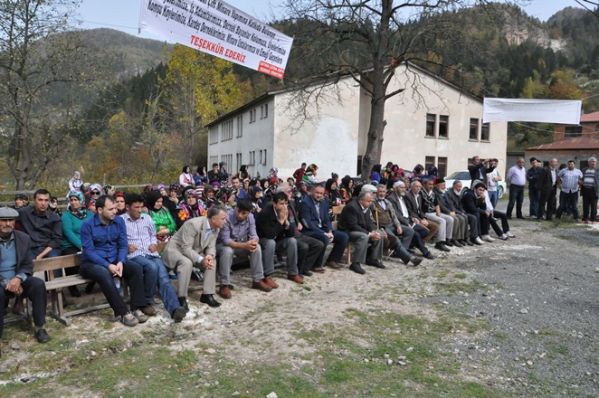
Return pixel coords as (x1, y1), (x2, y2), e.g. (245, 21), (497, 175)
(581, 156), (599, 223)
(121, 193), (186, 322)
(556, 160), (583, 221)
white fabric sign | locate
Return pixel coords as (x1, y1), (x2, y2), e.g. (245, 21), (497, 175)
(483, 98), (582, 124)
(139, 0), (293, 79)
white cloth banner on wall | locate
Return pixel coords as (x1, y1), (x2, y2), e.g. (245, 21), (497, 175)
(139, 0), (293, 79)
(483, 98), (582, 124)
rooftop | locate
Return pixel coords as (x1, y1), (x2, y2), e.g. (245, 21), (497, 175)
(581, 111), (599, 123)
(527, 136), (599, 151)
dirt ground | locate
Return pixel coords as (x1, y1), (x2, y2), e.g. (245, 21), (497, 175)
(0, 212), (598, 397)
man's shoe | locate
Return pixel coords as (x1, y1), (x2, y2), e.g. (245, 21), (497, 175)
(366, 260), (385, 269)
(473, 237), (484, 245)
(133, 309), (149, 323)
(178, 297), (190, 313)
(506, 232), (515, 238)
(252, 280), (272, 292)
(517, 216), (525, 219)
(264, 276), (279, 289)
(499, 234), (508, 240)
(349, 262), (366, 274)
(326, 260), (343, 269)
(288, 274), (304, 284)
(218, 285), (232, 299)
(300, 269), (313, 277)
(445, 240), (454, 247)
(312, 267), (325, 273)
(140, 305), (157, 316)
(171, 307), (186, 323)
(410, 256), (423, 267)
(120, 312), (139, 327)
(423, 251), (435, 260)
(200, 294), (221, 308)
(68, 285), (81, 298)
(464, 239), (474, 246)
(34, 328), (50, 343)
(482, 235), (495, 242)
(452, 239), (464, 248)
(435, 242), (451, 252)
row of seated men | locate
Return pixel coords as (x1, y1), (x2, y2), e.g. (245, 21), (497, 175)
(1, 177), (514, 342)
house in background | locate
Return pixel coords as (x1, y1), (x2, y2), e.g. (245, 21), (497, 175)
(206, 64), (508, 180)
(526, 111), (599, 168)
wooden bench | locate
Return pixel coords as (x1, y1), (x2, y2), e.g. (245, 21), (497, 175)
(33, 254), (109, 326)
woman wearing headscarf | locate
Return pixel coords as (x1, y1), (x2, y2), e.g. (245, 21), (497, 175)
(68, 171), (83, 195)
(61, 191), (94, 297)
(176, 188), (205, 227)
(146, 190), (177, 243)
(179, 165), (193, 187)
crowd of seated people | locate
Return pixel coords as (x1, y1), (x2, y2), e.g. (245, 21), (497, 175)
(2, 158), (521, 342)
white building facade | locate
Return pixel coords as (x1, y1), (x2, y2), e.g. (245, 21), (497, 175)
(206, 64), (508, 180)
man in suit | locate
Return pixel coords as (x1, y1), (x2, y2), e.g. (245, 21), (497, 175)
(527, 157), (543, 218)
(299, 184), (349, 269)
(443, 181), (484, 245)
(338, 191), (384, 274)
(538, 158), (559, 221)
(162, 206), (227, 309)
(0, 207), (49, 343)
(405, 180), (448, 252)
(387, 181), (435, 259)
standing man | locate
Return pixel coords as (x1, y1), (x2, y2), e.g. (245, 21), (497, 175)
(581, 156), (599, 223)
(256, 192), (303, 284)
(527, 157), (543, 218)
(339, 191), (384, 274)
(299, 184), (349, 269)
(0, 207), (49, 343)
(556, 160), (584, 221)
(506, 158), (527, 219)
(538, 158), (559, 221)
(17, 189), (63, 260)
(80, 196), (148, 326)
(468, 156), (495, 185)
(162, 206), (226, 309)
(216, 199), (271, 298)
(121, 193), (187, 322)
(486, 159), (503, 208)
(293, 163), (307, 188)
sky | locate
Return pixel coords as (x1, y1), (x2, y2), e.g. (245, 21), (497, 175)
(74, 0), (583, 41)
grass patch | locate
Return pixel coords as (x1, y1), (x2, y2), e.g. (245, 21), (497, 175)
(434, 280), (487, 295)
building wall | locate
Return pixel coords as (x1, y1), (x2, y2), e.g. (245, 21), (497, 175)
(272, 78), (360, 180)
(525, 149), (599, 169)
(359, 65), (508, 178)
(207, 98), (275, 178)
(554, 123), (599, 141)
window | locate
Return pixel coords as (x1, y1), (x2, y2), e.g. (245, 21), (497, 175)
(439, 115), (449, 138)
(209, 155), (218, 165)
(249, 151), (256, 165)
(469, 118), (479, 140)
(221, 119), (233, 141)
(236, 153), (242, 171)
(481, 122), (490, 141)
(565, 125), (582, 137)
(249, 109), (257, 123)
(437, 157), (448, 179)
(262, 149), (267, 165)
(425, 114), (436, 137)
(236, 115), (243, 138)
(209, 127), (219, 145)
(425, 156), (435, 172)
(260, 103), (269, 119)
(221, 154), (233, 170)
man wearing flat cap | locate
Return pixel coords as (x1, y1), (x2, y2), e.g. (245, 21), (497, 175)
(0, 207), (50, 343)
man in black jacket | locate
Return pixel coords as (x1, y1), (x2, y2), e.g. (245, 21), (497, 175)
(538, 158), (559, 220)
(468, 156), (495, 185)
(444, 181), (483, 245)
(0, 207), (49, 343)
(338, 192), (384, 274)
(256, 192), (302, 284)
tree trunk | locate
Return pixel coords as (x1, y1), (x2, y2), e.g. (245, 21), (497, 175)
(360, 84), (387, 179)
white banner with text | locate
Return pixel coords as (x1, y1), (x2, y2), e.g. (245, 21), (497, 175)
(483, 98), (582, 124)
(139, 0), (293, 79)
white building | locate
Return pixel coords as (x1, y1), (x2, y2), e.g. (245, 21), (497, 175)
(206, 64), (508, 180)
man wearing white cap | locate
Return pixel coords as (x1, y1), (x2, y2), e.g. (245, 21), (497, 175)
(0, 207), (50, 343)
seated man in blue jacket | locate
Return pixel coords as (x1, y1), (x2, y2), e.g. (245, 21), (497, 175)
(80, 195), (147, 327)
(299, 184), (349, 269)
(0, 207), (49, 343)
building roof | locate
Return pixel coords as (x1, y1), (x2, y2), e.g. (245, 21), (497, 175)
(527, 136), (599, 151)
(581, 111), (599, 123)
(205, 62), (482, 128)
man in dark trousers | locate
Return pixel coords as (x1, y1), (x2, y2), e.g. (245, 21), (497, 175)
(338, 191), (384, 274)
(527, 157), (543, 218)
(538, 158), (559, 220)
(0, 207), (49, 343)
(17, 189), (62, 260)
